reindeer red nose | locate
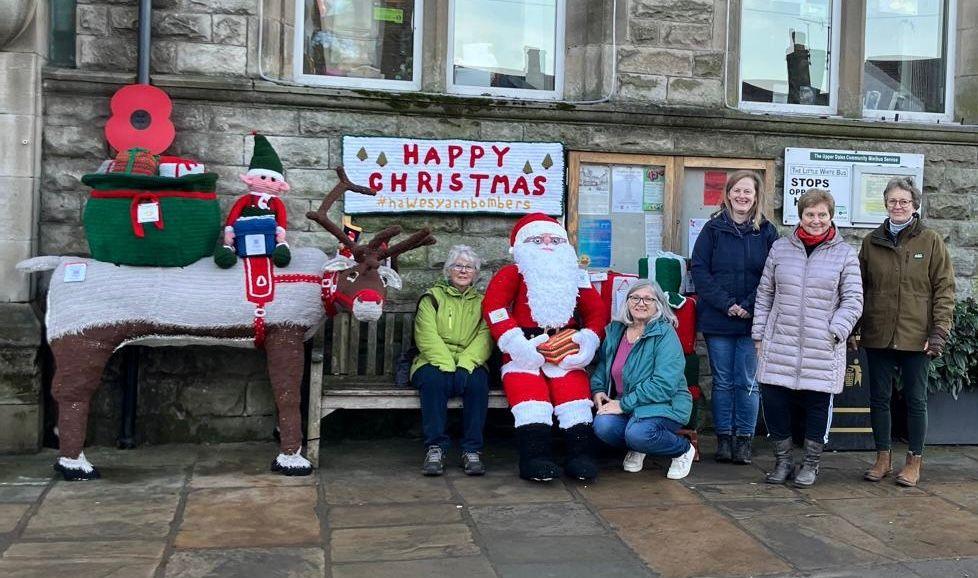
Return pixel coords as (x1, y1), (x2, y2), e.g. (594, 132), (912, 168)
(356, 289), (383, 304)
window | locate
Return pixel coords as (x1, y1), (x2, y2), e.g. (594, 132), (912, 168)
(294, 0), (423, 90)
(447, 0), (565, 100)
(863, 0), (956, 121)
(739, 0), (841, 114)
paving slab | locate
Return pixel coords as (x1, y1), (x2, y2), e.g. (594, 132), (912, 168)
(678, 460), (767, 486)
(494, 560), (657, 578)
(0, 559), (159, 578)
(175, 486), (320, 548)
(332, 555), (496, 578)
(468, 502), (606, 537)
(765, 561), (918, 578)
(600, 504), (792, 578)
(2, 540), (166, 561)
(83, 444), (200, 468)
(0, 484), (46, 503)
(922, 482), (978, 513)
(329, 502), (463, 528)
(710, 497), (826, 521)
(578, 470), (701, 508)
(191, 443), (316, 489)
(822, 496), (978, 559)
(163, 547), (325, 578)
(693, 481), (797, 501)
(903, 556), (978, 577)
(330, 523), (480, 562)
(0, 503), (28, 533)
(0, 451), (56, 485)
(451, 472), (574, 505)
(45, 468), (186, 499)
(22, 493), (179, 539)
(323, 469), (453, 505)
(482, 533), (637, 565)
(792, 469), (928, 499)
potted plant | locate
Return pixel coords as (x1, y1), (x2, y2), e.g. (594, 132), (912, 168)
(926, 298), (978, 444)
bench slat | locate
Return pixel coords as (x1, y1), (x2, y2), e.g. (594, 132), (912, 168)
(382, 312), (395, 375)
(366, 321), (378, 375)
(401, 312), (414, 363)
(348, 318), (361, 374)
(338, 313), (350, 375)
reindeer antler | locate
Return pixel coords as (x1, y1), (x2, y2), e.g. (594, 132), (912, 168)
(379, 228), (437, 261)
(306, 167), (376, 250)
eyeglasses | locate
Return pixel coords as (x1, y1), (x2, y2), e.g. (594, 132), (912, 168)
(627, 296), (656, 305)
(450, 264), (475, 272)
(523, 235), (567, 245)
(886, 199), (913, 208)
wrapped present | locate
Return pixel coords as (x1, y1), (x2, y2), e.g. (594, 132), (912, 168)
(233, 215), (277, 257)
(159, 156), (205, 178)
(109, 148), (159, 176)
(537, 328), (580, 364)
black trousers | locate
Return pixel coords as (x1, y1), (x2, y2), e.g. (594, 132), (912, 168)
(761, 383), (832, 444)
(865, 348), (929, 455)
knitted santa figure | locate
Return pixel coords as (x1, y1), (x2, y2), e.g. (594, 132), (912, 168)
(482, 213), (608, 481)
(214, 133), (291, 268)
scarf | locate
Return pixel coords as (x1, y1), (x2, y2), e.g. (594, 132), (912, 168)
(795, 225), (836, 248)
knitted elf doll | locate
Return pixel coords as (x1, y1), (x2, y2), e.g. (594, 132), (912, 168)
(215, 133), (291, 268)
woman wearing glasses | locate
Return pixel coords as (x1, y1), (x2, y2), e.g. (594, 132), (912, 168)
(590, 281), (696, 480)
(411, 245), (493, 476)
(752, 189), (863, 487)
(691, 171), (778, 464)
(857, 177), (955, 487)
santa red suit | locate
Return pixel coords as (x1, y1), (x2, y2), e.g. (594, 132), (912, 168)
(483, 214), (608, 481)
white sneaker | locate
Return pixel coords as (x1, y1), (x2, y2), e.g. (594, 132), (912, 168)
(667, 444), (696, 480)
(623, 451), (646, 473)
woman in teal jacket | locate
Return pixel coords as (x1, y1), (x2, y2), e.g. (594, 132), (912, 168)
(411, 245), (493, 477)
(591, 280), (696, 480)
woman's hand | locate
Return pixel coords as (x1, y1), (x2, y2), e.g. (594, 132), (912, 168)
(728, 304), (750, 318)
(592, 392), (610, 409)
(596, 400), (623, 415)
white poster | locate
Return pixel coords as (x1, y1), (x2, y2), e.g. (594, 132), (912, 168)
(342, 137), (565, 215)
(644, 213), (664, 255)
(687, 218), (709, 258)
(611, 166), (644, 213)
(578, 164), (610, 215)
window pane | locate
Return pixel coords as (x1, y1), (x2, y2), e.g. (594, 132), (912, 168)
(864, 0), (948, 113)
(741, 0), (833, 107)
(452, 0), (558, 91)
(303, 0), (417, 82)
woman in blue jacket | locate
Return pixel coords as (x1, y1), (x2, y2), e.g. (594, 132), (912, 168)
(691, 170), (778, 465)
(591, 281), (696, 480)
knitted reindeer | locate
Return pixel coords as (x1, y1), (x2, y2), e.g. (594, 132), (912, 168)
(18, 168), (435, 481)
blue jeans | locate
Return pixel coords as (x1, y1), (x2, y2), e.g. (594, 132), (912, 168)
(705, 335), (759, 436)
(593, 414), (690, 459)
(411, 364), (489, 453)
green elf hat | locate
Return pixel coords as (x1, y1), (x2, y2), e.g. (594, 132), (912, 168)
(650, 253), (687, 309)
(247, 132), (285, 181)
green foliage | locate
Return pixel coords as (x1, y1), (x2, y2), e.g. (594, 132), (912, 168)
(928, 299), (978, 398)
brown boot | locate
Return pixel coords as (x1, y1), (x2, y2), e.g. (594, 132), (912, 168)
(895, 452), (922, 487)
(863, 450), (892, 482)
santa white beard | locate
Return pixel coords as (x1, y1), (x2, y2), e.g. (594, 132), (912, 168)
(514, 241), (580, 329)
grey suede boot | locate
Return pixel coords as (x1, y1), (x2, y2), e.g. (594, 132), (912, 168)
(793, 439), (823, 488)
(765, 438), (794, 484)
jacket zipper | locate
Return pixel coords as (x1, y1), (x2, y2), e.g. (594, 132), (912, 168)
(794, 242), (812, 384)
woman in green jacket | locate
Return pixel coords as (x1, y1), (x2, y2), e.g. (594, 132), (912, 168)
(411, 245), (493, 477)
(591, 281), (696, 480)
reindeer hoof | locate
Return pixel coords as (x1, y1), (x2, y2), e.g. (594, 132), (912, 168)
(54, 453), (101, 481)
(271, 451), (313, 477)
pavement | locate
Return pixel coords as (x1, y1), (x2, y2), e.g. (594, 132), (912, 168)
(2, 437), (978, 578)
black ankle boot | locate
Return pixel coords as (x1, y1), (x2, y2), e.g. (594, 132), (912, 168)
(515, 423), (560, 482)
(732, 435), (753, 465)
(765, 438), (794, 484)
(715, 434), (733, 462)
(562, 423), (598, 482)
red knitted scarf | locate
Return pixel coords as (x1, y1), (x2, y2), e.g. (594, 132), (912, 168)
(796, 225), (836, 247)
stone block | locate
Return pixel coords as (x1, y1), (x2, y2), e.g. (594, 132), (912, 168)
(956, 75), (978, 124)
(675, 128), (753, 157)
(169, 103), (212, 131)
(618, 47), (692, 76)
(958, 222), (978, 247)
(41, 157), (101, 193)
(176, 42), (247, 76)
(283, 197), (312, 231)
(0, 368), (40, 405)
(617, 72), (667, 102)
(950, 248), (977, 277)
(170, 131), (246, 165)
(76, 4), (109, 36)
(182, 0), (257, 15)
(426, 234), (510, 270)
(632, 0), (714, 23)
(77, 33), (137, 72)
(0, 52), (39, 116)
(211, 106), (298, 134)
(589, 125), (673, 152)
(355, 215), (461, 234)
(108, 6), (138, 30)
(462, 215), (520, 236)
(667, 76), (723, 107)
(245, 378), (275, 416)
(43, 124), (106, 159)
(0, 304), (41, 348)
(944, 167), (978, 195)
(926, 194), (972, 219)
(523, 123), (591, 149)
(43, 96), (110, 127)
(396, 116), (481, 140)
(289, 230), (340, 254)
(151, 40), (179, 74)
(628, 18), (660, 44)
(0, 241), (34, 302)
(0, 114), (35, 178)
(479, 121), (525, 141)
(693, 51), (723, 77)
(661, 22), (712, 49)
(298, 110), (390, 136)
(39, 222), (89, 256)
(178, 380), (246, 417)
(283, 168), (338, 200)
(265, 136), (329, 169)
(213, 14), (248, 45)
(0, 177), (35, 242)
(154, 12), (211, 41)
(0, 404), (41, 453)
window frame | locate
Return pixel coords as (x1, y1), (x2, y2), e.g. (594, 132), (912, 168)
(860, 0), (957, 123)
(445, 0), (566, 101)
(292, 0), (425, 91)
(737, 0), (843, 116)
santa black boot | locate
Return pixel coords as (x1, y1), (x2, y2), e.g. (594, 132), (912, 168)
(563, 423), (599, 482)
(515, 423), (560, 482)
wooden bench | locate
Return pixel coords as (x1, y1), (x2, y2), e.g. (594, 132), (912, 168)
(306, 304), (508, 467)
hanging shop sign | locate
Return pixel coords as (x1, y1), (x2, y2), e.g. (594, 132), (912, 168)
(342, 136), (565, 215)
(783, 148), (924, 228)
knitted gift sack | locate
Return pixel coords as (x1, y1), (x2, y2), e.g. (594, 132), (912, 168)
(82, 172), (221, 267)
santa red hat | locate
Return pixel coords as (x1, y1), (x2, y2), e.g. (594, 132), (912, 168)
(510, 213), (568, 247)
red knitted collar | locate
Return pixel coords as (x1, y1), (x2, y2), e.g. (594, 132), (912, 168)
(796, 225), (836, 247)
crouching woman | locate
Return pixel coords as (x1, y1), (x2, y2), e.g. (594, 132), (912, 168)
(590, 281), (696, 480)
(752, 189), (863, 487)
